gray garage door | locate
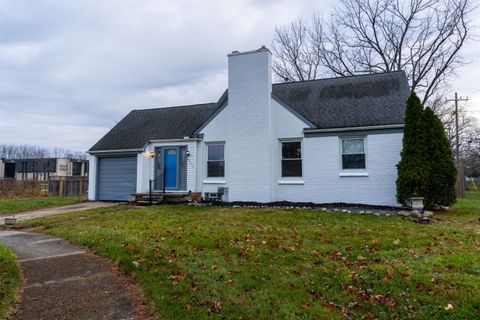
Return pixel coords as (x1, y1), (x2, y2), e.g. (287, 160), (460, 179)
(97, 156), (137, 201)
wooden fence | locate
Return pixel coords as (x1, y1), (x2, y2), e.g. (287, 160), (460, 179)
(48, 176), (88, 196)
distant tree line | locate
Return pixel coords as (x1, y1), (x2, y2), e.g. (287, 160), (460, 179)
(0, 144), (87, 160)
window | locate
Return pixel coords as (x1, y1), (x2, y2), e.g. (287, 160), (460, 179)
(281, 141), (302, 177)
(207, 143), (225, 178)
(342, 138), (366, 169)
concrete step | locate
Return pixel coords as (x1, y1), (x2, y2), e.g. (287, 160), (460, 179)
(132, 192), (191, 204)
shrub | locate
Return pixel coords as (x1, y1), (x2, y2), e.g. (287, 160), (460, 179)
(396, 93), (457, 209)
(0, 179), (44, 198)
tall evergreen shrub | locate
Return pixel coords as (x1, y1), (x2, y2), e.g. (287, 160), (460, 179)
(423, 107), (457, 207)
(396, 93), (429, 205)
(396, 93), (457, 208)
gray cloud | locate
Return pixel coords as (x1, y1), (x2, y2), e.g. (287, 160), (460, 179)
(0, 0), (477, 151)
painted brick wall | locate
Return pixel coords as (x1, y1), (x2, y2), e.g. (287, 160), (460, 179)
(225, 48), (273, 202)
(198, 48), (403, 206)
(201, 94), (403, 206)
(274, 133), (403, 206)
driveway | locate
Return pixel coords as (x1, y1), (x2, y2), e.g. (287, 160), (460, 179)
(0, 231), (154, 320)
(1, 202), (117, 225)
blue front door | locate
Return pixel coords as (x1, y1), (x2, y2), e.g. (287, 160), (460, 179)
(164, 148), (178, 189)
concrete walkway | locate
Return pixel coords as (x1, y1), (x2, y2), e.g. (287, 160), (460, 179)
(0, 231), (154, 320)
(1, 202), (117, 225)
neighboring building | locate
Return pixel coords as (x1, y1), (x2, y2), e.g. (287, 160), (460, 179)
(0, 158), (88, 181)
(88, 46), (409, 206)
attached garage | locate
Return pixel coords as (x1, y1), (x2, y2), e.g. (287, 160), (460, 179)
(97, 156), (137, 201)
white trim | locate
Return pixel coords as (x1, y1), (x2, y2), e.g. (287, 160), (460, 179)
(205, 142), (225, 179)
(339, 136), (367, 171)
(203, 179), (226, 184)
(278, 179), (304, 185)
(279, 138), (303, 178)
(304, 124), (404, 133)
(339, 172), (369, 177)
(149, 138), (202, 143)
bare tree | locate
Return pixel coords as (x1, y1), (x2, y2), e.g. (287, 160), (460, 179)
(0, 144), (87, 160)
(0, 144), (49, 159)
(462, 124), (480, 176)
(272, 0), (474, 105)
(50, 147), (88, 160)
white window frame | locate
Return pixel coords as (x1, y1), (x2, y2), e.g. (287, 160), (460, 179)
(339, 136), (368, 173)
(205, 142), (225, 179)
(280, 139), (303, 179)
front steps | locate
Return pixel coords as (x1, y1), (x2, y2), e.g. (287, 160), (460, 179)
(133, 192), (191, 205)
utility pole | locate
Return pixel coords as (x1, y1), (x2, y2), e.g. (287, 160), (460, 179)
(446, 92), (469, 198)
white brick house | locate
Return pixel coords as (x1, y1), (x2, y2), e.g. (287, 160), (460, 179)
(88, 47), (409, 206)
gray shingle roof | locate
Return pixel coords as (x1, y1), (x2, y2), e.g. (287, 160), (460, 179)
(89, 103), (219, 151)
(90, 71), (409, 151)
(272, 70), (409, 129)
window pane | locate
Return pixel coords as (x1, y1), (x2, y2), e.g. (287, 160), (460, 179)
(208, 144), (224, 161)
(342, 154), (366, 169)
(282, 160), (302, 177)
(342, 139), (364, 154)
(208, 161), (224, 177)
(282, 141), (301, 159)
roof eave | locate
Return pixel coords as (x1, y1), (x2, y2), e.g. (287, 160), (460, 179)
(87, 148), (144, 155)
(303, 124), (404, 134)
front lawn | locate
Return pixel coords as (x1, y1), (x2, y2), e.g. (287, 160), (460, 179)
(0, 244), (21, 319)
(19, 193), (480, 319)
(0, 196), (86, 215)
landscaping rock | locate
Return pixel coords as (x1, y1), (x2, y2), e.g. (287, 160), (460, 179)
(398, 211), (411, 217)
(423, 210), (434, 218)
(410, 210), (422, 218)
(419, 217), (431, 224)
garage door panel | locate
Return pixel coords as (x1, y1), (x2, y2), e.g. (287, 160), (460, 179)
(97, 156), (137, 201)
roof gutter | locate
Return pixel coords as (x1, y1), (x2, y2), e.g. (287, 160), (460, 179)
(87, 148), (144, 155)
(148, 137), (203, 143)
(303, 124), (404, 134)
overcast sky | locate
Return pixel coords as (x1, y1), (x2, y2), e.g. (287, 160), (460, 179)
(0, 0), (478, 152)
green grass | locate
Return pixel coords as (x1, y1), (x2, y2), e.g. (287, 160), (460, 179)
(0, 196), (86, 215)
(18, 192), (480, 319)
(0, 244), (21, 319)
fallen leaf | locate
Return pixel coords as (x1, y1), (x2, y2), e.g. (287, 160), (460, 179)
(132, 261), (140, 268)
(445, 303), (454, 310)
(224, 280), (233, 285)
(189, 283), (200, 291)
(357, 255), (367, 261)
(371, 239), (379, 244)
(393, 239), (401, 245)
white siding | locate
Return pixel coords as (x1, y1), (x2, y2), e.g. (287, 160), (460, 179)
(137, 140), (199, 193)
